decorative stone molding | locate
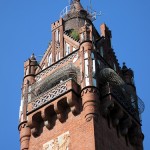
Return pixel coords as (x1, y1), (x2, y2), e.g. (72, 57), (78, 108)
(81, 86), (99, 97)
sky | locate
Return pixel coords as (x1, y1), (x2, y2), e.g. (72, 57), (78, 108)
(0, 0), (150, 149)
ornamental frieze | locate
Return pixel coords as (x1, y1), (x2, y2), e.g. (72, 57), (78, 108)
(43, 131), (70, 150)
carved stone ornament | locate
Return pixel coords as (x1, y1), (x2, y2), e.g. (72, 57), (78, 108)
(43, 131), (70, 150)
(32, 83), (67, 110)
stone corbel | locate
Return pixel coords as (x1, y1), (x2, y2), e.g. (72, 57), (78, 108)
(101, 96), (114, 117)
(120, 117), (132, 136)
(31, 125), (39, 137)
(41, 111), (51, 130)
(111, 107), (124, 126)
(54, 103), (64, 122)
(67, 92), (79, 115)
(129, 127), (144, 147)
(136, 132), (144, 150)
(27, 113), (41, 137)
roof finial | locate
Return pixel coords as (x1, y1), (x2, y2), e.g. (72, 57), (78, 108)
(30, 53), (36, 60)
(122, 62), (127, 70)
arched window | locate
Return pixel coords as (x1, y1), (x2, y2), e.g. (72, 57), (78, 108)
(55, 29), (60, 43)
(65, 43), (70, 56)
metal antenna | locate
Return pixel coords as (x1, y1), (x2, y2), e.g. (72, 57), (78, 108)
(87, 0), (102, 22)
(89, 0), (92, 12)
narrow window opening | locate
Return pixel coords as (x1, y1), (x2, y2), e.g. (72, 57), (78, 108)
(114, 63), (117, 71)
(65, 43), (70, 55)
(56, 53), (58, 62)
(48, 53), (52, 66)
(100, 46), (104, 57)
(55, 29), (60, 43)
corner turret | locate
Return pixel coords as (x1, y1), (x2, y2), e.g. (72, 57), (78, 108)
(24, 53), (37, 85)
(122, 62), (134, 86)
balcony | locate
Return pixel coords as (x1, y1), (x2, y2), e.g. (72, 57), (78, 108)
(27, 78), (80, 114)
(100, 83), (145, 123)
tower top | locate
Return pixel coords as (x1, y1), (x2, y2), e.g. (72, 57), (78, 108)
(72, 0), (80, 2)
(70, 0), (83, 12)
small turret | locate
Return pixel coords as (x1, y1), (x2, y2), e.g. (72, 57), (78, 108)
(20, 53), (38, 123)
(24, 53), (37, 85)
(100, 23), (112, 48)
(122, 62), (134, 86)
(19, 53), (38, 150)
(79, 21), (93, 43)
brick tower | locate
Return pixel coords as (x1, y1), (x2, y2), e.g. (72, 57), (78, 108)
(18, 0), (145, 150)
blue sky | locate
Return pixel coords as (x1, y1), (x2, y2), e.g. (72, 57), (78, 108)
(0, 0), (149, 149)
